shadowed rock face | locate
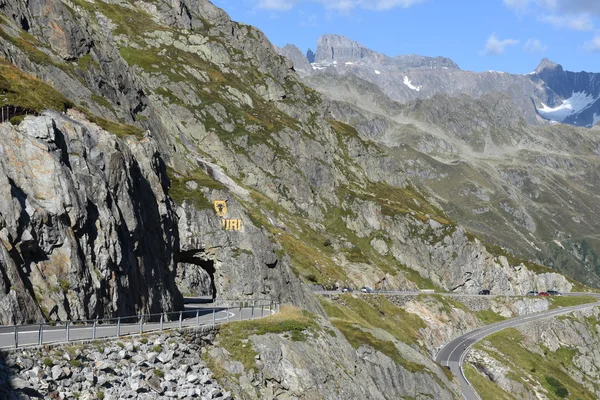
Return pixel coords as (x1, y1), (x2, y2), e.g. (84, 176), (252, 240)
(0, 111), (183, 324)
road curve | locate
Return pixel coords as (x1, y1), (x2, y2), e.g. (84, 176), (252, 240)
(0, 303), (276, 349)
(436, 293), (600, 400)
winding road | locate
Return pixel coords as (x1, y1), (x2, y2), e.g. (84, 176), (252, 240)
(0, 299), (277, 349)
(435, 293), (600, 400)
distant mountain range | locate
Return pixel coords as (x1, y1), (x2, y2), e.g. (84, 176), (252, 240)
(277, 35), (600, 128)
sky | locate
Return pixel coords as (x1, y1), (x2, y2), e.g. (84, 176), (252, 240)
(213, 0), (600, 74)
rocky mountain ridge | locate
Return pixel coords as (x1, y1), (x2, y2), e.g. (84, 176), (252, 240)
(280, 35), (600, 128)
(0, 1), (598, 399)
(0, 0), (581, 326)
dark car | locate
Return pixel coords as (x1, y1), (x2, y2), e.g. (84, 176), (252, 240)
(547, 290), (562, 296)
(526, 291), (539, 296)
(478, 289), (490, 295)
(342, 287), (353, 293)
(538, 292), (550, 297)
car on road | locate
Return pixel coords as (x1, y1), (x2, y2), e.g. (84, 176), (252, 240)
(526, 291), (539, 296)
(538, 291), (550, 296)
(547, 290), (562, 296)
(342, 287), (353, 293)
(478, 289), (491, 295)
(361, 286), (374, 293)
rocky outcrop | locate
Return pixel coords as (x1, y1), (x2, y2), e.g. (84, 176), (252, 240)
(0, 111), (182, 324)
(276, 44), (312, 76)
(176, 199), (317, 309)
(210, 317), (458, 400)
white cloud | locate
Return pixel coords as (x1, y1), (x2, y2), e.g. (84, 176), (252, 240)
(584, 36), (600, 52)
(483, 34), (519, 55)
(256, 0), (298, 10)
(504, 0), (598, 30)
(540, 14), (594, 31)
(503, 0), (530, 13)
(524, 38), (548, 53)
(253, 0), (424, 11)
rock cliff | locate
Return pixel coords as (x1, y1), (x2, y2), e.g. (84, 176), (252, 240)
(0, 110), (182, 324)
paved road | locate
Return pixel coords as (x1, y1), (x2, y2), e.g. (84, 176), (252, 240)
(436, 293), (600, 400)
(314, 289), (570, 298)
(0, 304), (275, 349)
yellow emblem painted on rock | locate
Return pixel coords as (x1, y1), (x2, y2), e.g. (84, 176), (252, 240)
(213, 200), (227, 217)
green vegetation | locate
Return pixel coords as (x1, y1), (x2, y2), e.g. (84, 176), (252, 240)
(76, 108), (145, 139)
(59, 278), (70, 293)
(71, 0), (162, 37)
(0, 58), (72, 113)
(91, 94), (116, 115)
(473, 328), (595, 399)
(211, 306), (319, 373)
(320, 295), (427, 372)
(545, 376), (569, 398)
(97, 391), (104, 400)
(476, 309), (507, 324)
(549, 296), (599, 309)
(43, 358), (53, 368)
(151, 345), (162, 353)
(167, 167), (223, 209)
(153, 369), (165, 378)
(464, 364), (515, 400)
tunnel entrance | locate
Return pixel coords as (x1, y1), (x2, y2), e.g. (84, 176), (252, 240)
(178, 249), (216, 300)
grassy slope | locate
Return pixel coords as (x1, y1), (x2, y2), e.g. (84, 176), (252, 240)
(470, 328), (597, 400)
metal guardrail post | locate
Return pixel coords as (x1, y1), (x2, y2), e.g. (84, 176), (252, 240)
(117, 317), (121, 337)
(261, 304), (264, 318)
(212, 307), (215, 325)
(239, 304), (242, 321)
(196, 310), (200, 326)
(139, 315), (143, 334)
(66, 322), (70, 342)
(93, 319), (97, 340)
(14, 326), (18, 349)
(160, 314), (164, 331)
(251, 305), (254, 320)
(178, 311), (183, 329)
(38, 324), (43, 345)
(227, 307), (230, 323)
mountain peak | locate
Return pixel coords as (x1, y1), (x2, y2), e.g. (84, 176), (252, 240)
(276, 44), (312, 74)
(535, 58), (563, 74)
(315, 34), (381, 63)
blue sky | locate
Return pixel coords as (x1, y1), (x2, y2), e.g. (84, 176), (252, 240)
(213, 0), (600, 74)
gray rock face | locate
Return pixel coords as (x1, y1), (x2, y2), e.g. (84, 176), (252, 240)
(276, 44), (312, 75)
(212, 323), (458, 400)
(315, 34), (382, 63)
(533, 58), (600, 127)
(0, 111), (182, 323)
(177, 199), (317, 308)
(314, 34), (458, 70)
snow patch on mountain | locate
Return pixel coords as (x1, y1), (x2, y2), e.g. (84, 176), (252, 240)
(403, 76), (421, 91)
(537, 92), (597, 122)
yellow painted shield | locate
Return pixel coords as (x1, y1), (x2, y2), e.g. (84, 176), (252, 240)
(213, 200), (227, 217)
